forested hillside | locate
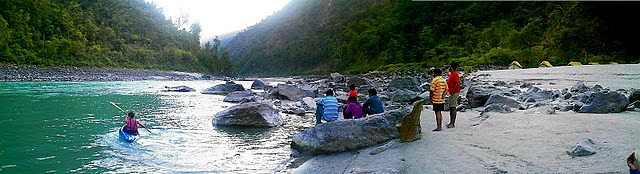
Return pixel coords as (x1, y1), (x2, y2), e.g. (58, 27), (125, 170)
(0, 0), (234, 75)
(226, 1), (640, 76)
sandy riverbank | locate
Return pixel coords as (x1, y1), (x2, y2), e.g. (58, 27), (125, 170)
(290, 64), (640, 173)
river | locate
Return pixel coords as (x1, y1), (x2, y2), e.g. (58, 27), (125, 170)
(0, 80), (313, 173)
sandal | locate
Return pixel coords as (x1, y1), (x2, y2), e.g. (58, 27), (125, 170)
(432, 128), (442, 132)
(446, 124), (455, 128)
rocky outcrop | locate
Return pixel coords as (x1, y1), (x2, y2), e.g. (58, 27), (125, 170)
(484, 95), (520, 108)
(213, 102), (283, 127)
(466, 85), (502, 108)
(291, 107), (411, 154)
(223, 90), (255, 103)
(202, 81), (245, 95)
(577, 91), (629, 113)
(270, 84), (316, 101)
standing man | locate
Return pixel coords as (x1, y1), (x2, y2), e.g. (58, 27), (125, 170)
(447, 63), (461, 128)
(430, 69), (448, 131)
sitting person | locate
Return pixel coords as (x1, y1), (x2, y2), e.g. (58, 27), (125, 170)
(124, 111), (146, 135)
(344, 96), (363, 119)
(316, 89), (339, 124)
(363, 88), (384, 116)
(346, 84), (357, 103)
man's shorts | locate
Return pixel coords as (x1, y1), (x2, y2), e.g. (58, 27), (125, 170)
(433, 103), (445, 111)
(449, 93), (459, 108)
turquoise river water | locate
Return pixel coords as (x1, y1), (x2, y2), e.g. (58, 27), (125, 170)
(0, 80), (313, 173)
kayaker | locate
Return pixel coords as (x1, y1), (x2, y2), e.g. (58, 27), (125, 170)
(124, 111), (146, 135)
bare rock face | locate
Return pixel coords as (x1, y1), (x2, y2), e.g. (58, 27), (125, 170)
(577, 91), (629, 113)
(213, 102), (283, 127)
(291, 107), (411, 154)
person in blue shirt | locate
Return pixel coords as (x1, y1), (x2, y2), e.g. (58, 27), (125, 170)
(363, 88), (384, 116)
(316, 89), (339, 125)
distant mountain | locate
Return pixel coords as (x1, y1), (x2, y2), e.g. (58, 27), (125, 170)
(225, 1), (640, 76)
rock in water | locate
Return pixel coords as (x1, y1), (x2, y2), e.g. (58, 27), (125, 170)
(223, 90), (255, 103)
(291, 107), (411, 154)
(202, 81), (245, 95)
(484, 95), (520, 108)
(213, 102), (283, 127)
(578, 91), (629, 113)
(270, 84), (316, 101)
(567, 138), (597, 157)
(397, 99), (424, 142)
(250, 80), (268, 90)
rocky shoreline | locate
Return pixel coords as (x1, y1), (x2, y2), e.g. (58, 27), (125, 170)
(0, 64), (207, 81)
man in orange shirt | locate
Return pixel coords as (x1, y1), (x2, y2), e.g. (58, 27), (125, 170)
(447, 63), (461, 128)
(430, 69), (448, 131)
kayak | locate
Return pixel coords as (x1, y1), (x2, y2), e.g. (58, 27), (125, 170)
(118, 126), (139, 142)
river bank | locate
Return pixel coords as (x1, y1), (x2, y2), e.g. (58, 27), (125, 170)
(0, 64), (206, 81)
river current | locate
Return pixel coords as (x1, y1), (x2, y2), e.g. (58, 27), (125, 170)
(0, 80), (313, 173)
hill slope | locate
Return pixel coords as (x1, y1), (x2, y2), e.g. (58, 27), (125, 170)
(225, 1), (640, 76)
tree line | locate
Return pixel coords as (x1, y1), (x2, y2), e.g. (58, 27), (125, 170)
(0, 0), (234, 76)
(226, 1), (640, 75)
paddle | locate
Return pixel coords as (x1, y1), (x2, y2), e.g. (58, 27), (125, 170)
(110, 102), (155, 135)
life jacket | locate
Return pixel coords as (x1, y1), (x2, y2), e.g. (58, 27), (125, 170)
(125, 118), (138, 131)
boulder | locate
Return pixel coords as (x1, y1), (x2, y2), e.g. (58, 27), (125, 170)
(347, 76), (371, 87)
(630, 89), (640, 103)
(466, 85), (502, 108)
(250, 80), (269, 90)
(270, 84), (316, 101)
(202, 81), (245, 95)
(291, 107), (411, 154)
(390, 89), (419, 102)
(331, 73), (345, 83)
(484, 95), (520, 108)
(481, 103), (513, 115)
(213, 102), (283, 127)
(521, 88), (555, 102)
(571, 81), (589, 93)
(567, 138), (598, 157)
(162, 85), (195, 92)
(223, 90), (255, 103)
(578, 91), (629, 113)
(387, 77), (421, 92)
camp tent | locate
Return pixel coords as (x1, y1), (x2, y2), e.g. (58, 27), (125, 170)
(610, 62), (618, 64)
(539, 61), (553, 67)
(509, 61), (523, 69)
(588, 62), (599, 65)
(567, 62), (582, 66)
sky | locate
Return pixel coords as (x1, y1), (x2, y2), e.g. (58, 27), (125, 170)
(145, 0), (292, 41)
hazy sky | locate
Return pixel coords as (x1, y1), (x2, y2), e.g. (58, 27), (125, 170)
(145, 0), (292, 40)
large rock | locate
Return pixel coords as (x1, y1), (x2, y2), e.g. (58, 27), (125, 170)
(291, 107), (411, 154)
(571, 81), (589, 93)
(213, 102), (283, 127)
(578, 91), (629, 113)
(331, 73), (345, 83)
(223, 90), (255, 103)
(630, 89), (640, 103)
(347, 76), (371, 87)
(387, 77), (421, 92)
(484, 95), (520, 108)
(481, 103), (513, 115)
(202, 81), (245, 95)
(250, 80), (269, 90)
(390, 89), (418, 102)
(521, 87), (555, 102)
(466, 85), (502, 108)
(270, 84), (316, 101)
(567, 138), (597, 157)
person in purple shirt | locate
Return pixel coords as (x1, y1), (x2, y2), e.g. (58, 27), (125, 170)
(344, 96), (363, 119)
(629, 152), (639, 174)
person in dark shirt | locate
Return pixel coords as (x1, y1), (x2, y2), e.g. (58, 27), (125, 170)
(363, 88), (384, 116)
